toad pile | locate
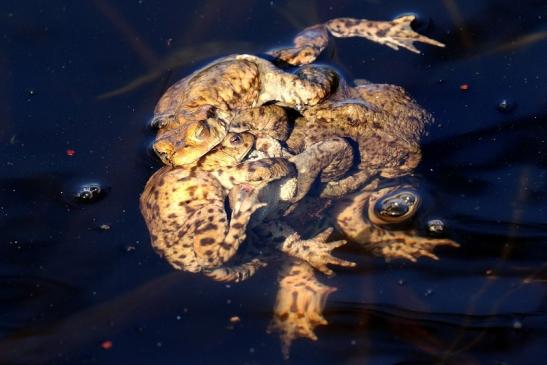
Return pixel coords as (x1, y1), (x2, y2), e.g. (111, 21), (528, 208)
(139, 15), (457, 357)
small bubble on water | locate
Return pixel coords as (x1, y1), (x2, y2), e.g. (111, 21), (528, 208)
(397, 279), (406, 286)
(74, 183), (107, 203)
(427, 219), (446, 234)
(249, 347), (255, 354)
(176, 315), (181, 321)
(99, 224), (111, 231)
(513, 319), (523, 329)
(497, 99), (516, 113)
(424, 288), (434, 297)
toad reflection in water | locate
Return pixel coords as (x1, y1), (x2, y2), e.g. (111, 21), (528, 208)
(140, 15), (457, 357)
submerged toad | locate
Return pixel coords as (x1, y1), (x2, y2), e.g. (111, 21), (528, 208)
(248, 80), (459, 261)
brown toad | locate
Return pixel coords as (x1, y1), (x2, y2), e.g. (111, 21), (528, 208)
(247, 81), (458, 262)
(140, 132), (296, 273)
(141, 132), (355, 280)
(151, 15), (444, 166)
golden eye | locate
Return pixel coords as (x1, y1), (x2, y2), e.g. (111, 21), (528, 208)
(373, 191), (420, 224)
(229, 134), (242, 145)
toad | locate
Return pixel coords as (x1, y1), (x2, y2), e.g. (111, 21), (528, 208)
(151, 15), (444, 166)
(140, 132), (355, 280)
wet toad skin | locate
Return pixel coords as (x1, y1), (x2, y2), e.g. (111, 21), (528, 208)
(140, 132), (295, 273)
(151, 15), (444, 167)
(285, 82), (431, 198)
(152, 55), (337, 166)
(262, 82), (459, 261)
(142, 14), (448, 358)
(141, 132), (354, 280)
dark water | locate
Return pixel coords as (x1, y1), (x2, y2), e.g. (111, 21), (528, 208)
(1, 1), (546, 364)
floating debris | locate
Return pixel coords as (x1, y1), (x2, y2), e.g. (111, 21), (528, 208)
(427, 219), (446, 234)
(512, 319), (523, 329)
(100, 340), (113, 350)
(229, 316), (241, 324)
(497, 99), (516, 113)
(66, 149), (76, 157)
(74, 183), (108, 203)
(459, 83), (470, 91)
(99, 224), (111, 231)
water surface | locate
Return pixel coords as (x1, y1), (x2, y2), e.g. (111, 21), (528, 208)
(1, 1), (546, 364)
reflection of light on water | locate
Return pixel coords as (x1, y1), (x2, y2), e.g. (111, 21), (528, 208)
(443, 167), (541, 360)
(442, 0), (473, 48)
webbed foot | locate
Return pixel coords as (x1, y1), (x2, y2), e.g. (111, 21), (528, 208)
(326, 15), (445, 54)
(268, 259), (336, 359)
(368, 232), (459, 262)
(286, 228), (356, 276)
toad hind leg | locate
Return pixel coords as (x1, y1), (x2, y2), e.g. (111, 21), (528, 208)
(320, 169), (375, 199)
(203, 234), (277, 282)
(326, 15), (445, 54)
(203, 257), (268, 283)
(268, 259), (336, 359)
(269, 15), (445, 66)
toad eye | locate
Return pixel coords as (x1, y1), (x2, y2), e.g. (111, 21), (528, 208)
(193, 121), (210, 141)
(229, 134), (242, 145)
(373, 191), (420, 224)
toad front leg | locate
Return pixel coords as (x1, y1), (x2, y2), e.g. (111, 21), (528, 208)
(256, 221), (355, 276)
(212, 157), (296, 190)
(333, 181), (459, 261)
(269, 15), (445, 66)
(288, 137), (354, 203)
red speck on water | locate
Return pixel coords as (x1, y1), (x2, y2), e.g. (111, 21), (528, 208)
(66, 149), (76, 156)
(101, 340), (113, 350)
(459, 83), (470, 91)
